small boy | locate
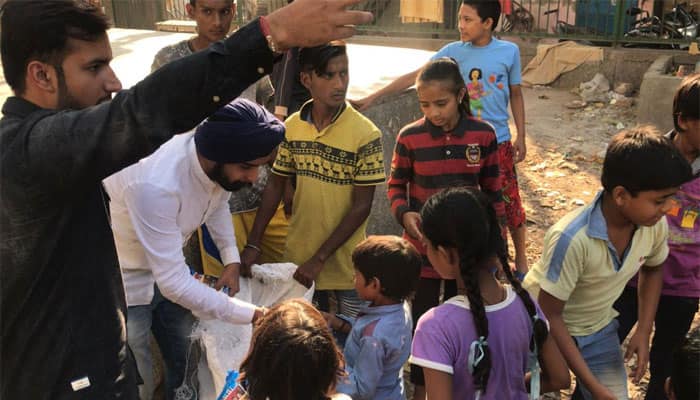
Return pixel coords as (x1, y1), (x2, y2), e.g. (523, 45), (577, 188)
(665, 327), (700, 400)
(325, 235), (421, 400)
(355, 0), (530, 279)
(614, 74), (700, 400)
(523, 126), (692, 400)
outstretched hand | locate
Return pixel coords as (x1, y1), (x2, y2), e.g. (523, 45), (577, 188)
(266, 0), (373, 50)
(625, 330), (650, 384)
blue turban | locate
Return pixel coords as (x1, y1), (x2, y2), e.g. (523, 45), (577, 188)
(194, 98), (285, 163)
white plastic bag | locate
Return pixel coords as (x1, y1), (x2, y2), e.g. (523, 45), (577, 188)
(192, 263), (314, 398)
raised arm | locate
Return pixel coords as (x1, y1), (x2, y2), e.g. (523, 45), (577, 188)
(22, 0), (374, 190)
(352, 68), (420, 111)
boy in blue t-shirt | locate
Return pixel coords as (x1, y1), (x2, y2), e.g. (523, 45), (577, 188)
(355, 0), (529, 282)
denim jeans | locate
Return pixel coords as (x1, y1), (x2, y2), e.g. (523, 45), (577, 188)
(571, 319), (629, 400)
(313, 289), (367, 347)
(127, 285), (197, 400)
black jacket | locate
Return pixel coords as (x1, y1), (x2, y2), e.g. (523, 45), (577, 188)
(0, 20), (274, 399)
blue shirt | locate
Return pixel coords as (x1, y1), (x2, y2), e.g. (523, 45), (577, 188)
(433, 38), (522, 143)
(336, 302), (413, 400)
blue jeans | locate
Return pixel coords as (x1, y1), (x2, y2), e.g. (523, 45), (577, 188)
(127, 286), (197, 400)
(571, 319), (629, 400)
(313, 289), (367, 347)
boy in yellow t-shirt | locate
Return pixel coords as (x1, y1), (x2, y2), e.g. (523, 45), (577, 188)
(242, 42), (385, 322)
(523, 126), (692, 400)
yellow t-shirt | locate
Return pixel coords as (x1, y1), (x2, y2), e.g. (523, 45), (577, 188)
(523, 192), (669, 336)
(273, 102), (385, 290)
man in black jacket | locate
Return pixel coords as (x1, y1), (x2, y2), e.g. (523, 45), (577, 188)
(0, 1), (371, 398)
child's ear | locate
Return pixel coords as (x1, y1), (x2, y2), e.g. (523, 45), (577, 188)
(611, 185), (631, 206)
(437, 245), (459, 267)
(677, 114), (690, 133)
(371, 277), (382, 290)
(300, 71), (312, 91)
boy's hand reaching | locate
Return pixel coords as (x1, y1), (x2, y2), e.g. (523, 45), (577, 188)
(294, 256), (324, 288)
(625, 330), (650, 383)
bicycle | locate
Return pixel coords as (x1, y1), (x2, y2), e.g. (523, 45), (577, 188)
(499, 0), (535, 33)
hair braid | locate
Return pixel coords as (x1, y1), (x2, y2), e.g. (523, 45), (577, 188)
(483, 203), (549, 352)
(459, 253), (492, 393)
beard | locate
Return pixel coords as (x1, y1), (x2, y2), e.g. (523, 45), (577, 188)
(54, 65), (111, 109)
(208, 163), (251, 192)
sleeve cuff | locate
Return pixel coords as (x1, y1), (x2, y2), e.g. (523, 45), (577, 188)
(220, 246), (241, 266)
(408, 356), (454, 374)
(226, 297), (257, 324)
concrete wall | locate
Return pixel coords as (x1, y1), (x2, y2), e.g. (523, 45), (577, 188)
(637, 56), (682, 133)
(348, 35), (691, 91)
(360, 90), (423, 236)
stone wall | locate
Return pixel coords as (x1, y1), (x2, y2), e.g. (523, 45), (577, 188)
(360, 90), (423, 236)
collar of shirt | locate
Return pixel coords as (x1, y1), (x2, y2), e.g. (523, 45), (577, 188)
(299, 100), (347, 134)
(426, 110), (470, 139)
(187, 133), (221, 194)
(586, 190), (635, 270)
(2, 96), (44, 119)
(356, 302), (405, 318)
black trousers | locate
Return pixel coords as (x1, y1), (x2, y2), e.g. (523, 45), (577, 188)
(613, 285), (699, 400)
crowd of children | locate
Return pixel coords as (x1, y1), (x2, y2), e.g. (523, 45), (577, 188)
(89, 0), (700, 399)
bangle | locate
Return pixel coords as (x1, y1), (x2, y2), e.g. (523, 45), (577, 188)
(258, 16), (280, 54)
(245, 243), (262, 253)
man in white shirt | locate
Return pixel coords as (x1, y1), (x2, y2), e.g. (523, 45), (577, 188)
(103, 99), (284, 400)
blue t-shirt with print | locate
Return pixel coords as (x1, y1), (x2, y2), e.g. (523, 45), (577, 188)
(432, 38), (521, 143)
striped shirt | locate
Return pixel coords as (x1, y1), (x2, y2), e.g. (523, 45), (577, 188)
(388, 114), (505, 278)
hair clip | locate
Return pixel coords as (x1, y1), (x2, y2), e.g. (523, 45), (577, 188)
(468, 336), (488, 374)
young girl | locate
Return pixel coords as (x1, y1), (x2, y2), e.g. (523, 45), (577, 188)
(386, 57), (506, 398)
(410, 188), (569, 399)
(236, 299), (351, 400)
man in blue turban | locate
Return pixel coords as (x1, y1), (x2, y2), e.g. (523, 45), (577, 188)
(103, 98), (284, 400)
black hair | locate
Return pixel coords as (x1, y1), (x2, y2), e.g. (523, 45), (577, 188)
(673, 74), (700, 133)
(469, 67), (483, 80)
(352, 235), (421, 302)
(420, 187), (548, 394)
(670, 327), (700, 400)
(462, 0), (501, 31)
(299, 41), (347, 76)
(417, 57), (473, 117)
(239, 299), (345, 400)
(189, 0), (234, 6)
(601, 125), (692, 196)
(0, 0), (110, 95)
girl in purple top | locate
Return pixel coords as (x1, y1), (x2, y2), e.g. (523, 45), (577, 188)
(410, 188), (569, 399)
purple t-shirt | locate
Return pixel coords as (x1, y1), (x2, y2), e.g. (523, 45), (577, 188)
(410, 286), (545, 399)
